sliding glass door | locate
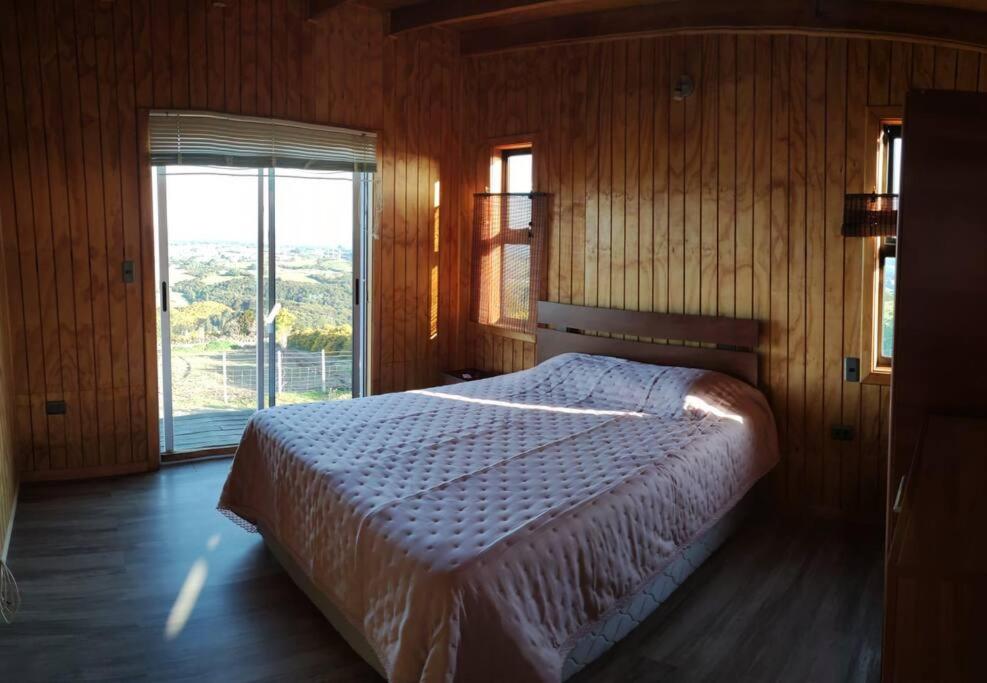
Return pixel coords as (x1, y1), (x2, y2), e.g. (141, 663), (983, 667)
(153, 164), (371, 454)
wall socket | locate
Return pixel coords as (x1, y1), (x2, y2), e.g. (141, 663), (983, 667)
(831, 424), (855, 441)
(45, 400), (66, 415)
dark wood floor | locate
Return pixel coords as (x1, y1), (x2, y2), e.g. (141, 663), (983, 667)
(2, 460), (883, 682)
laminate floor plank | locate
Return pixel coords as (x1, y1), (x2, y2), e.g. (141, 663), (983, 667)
(3, 459), (882, 682)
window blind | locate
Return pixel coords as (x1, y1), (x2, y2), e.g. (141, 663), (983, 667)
(148, 111), (377, 171)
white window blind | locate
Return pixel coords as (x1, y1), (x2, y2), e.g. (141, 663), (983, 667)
(148, 110), (377, 171)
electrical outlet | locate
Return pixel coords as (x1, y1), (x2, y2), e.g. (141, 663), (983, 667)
(831, 425), (855, 441)
(45, 400), (66, 415)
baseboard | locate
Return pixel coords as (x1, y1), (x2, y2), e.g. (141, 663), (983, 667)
(161, 445), (236, 464)
(1, 483), (17, 563)
(19, 461), (153, 483)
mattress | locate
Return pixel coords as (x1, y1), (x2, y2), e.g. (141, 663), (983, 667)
(219, 352), (779, 683)
(261, 492), (755, 682)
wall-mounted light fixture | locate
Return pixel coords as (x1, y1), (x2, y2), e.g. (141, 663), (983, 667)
(672, 75), (695, 101)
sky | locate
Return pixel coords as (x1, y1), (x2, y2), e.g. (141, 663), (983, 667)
(155, 166), (354, 249)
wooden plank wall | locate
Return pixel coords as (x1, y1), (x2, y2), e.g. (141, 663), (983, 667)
(0, 209), (18, 556)
(0, 0), (459, 481)
(375, 21), (462, 394)
(458, 35), (987, 519)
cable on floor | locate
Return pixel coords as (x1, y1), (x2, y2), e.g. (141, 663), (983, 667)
(0, 559), (19, 624)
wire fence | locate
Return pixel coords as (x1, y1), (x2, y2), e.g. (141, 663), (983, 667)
(224, 348), (351, 393)
(168, 346), (352, 412)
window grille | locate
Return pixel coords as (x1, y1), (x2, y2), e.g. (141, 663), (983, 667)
(469, 193), (549, 335)
(842, 193), (899, 237)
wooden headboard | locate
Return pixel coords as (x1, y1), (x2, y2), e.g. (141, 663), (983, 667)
(536, 301), (760, 386)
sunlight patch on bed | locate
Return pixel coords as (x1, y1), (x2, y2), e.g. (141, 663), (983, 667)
(684, 395), (744, 424)
(411, 389), (644, 417)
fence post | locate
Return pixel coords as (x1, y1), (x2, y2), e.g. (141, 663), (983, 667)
(321, 349), (326, 394)
(277, 349), (283, 394)
(222, 350), (228, 405)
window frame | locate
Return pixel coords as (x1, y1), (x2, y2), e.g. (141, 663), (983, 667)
(860, 107), (902, 385)
(500, 147), (533, 195)
(471, 136), (539, 340)
(876, 235), (897, 368)
(496, 146), (534, 328)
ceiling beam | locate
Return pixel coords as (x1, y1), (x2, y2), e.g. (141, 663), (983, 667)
(309, 0), (348, 21)
(389, 0), (574, 34)
(459, 0), (987, 54)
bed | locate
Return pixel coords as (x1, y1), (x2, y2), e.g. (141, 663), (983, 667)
(218, 302), (779, 683)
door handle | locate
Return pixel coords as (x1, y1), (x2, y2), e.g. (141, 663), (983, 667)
(264, 302), (281, 326)
(161, 281), (168, 312)
(892, 475), (907, 513)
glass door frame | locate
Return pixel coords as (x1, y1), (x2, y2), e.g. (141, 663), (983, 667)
(155, 166), (176, 453)
(154, 164), (372, 455)
(352, 165), (372, 398)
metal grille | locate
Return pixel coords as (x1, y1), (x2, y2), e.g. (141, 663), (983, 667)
(842, 193), (899, 237)
(469, 193), (549, 335)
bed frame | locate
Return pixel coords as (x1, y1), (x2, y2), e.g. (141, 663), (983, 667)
(536, 301), (760, 386)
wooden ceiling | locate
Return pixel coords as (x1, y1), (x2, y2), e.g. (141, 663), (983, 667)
(344, 0), (987, 55)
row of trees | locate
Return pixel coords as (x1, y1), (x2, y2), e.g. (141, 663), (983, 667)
(286, 325), (353, 355)
(169, 300), (351, 355)
(171, 302), (249, 340)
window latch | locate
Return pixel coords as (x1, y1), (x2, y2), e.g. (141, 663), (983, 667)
(879, 242), (896, 266)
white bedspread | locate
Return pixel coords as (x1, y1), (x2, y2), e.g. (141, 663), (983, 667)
(219, 353), (778, 683)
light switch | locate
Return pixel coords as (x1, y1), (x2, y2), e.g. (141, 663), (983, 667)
(844, 357), (860, 382)
(122, 260), (135, 284)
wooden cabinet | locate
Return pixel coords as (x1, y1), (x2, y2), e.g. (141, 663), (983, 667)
(883, 90), (987, 682)
(885, 416), (987, 681)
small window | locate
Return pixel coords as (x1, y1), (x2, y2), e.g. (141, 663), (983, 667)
(878, 236), (896, 363)
(469, 141), (546, 336)
(885, 125), (903, 195)
(498, 147), (534, 326)
(861, 115), (901, 384)
(503, 148), (533, 194)
(876, 124), (901, 368)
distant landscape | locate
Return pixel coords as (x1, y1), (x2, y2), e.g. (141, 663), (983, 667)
(169, 239), (352, 343)
(881, 257), (896, 358)
(163, 239), (354, 413)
